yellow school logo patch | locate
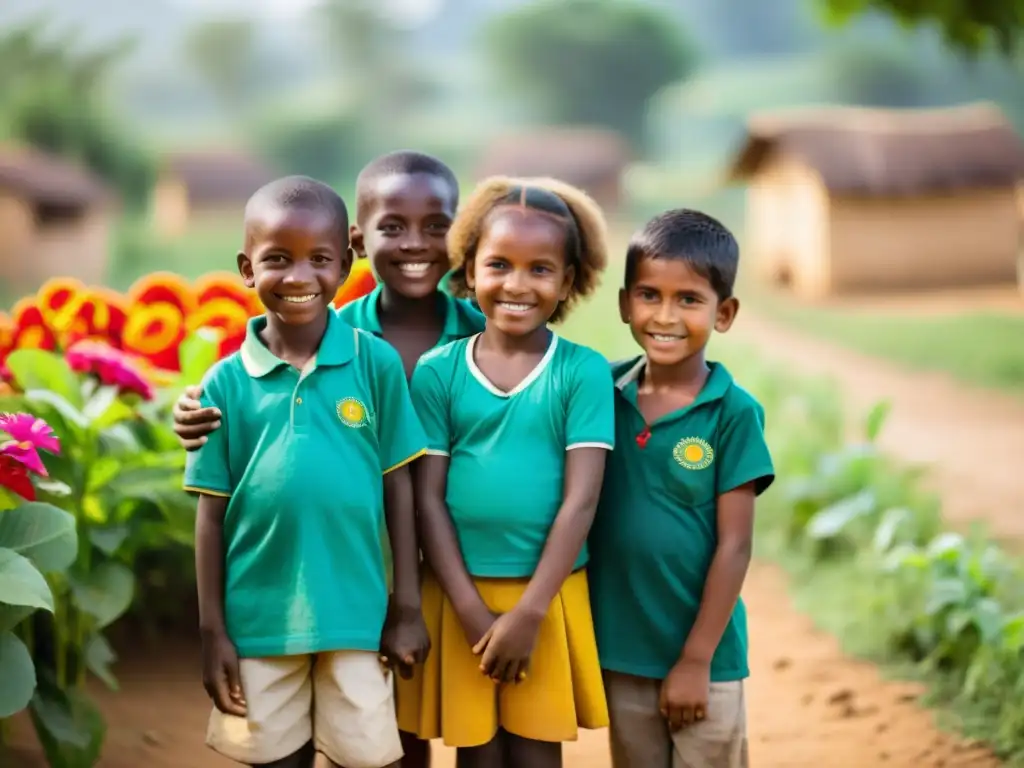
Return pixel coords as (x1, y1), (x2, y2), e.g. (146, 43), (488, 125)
(337, 397), (368, 428)
(673, 437), (714, 470)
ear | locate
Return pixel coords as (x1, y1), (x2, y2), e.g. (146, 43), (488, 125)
(464, 258), (476, 290)
(237, 252), (255, 288)
(349, 223), (366, 259)
(558, 264), (576, 302)
(715, 296), (739, 333)
(339, 242), (354, 285)
(618, 287), (630, 324)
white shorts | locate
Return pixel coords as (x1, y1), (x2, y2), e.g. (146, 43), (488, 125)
(206, 651), (403, 768)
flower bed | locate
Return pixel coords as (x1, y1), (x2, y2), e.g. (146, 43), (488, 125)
(0, 265), (376, 766)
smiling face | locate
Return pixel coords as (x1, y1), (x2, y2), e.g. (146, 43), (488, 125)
(467, 206), (574, 337)
(238, 206), (349, 326)
(619, 255), (738, 367)
(353, 173), (457, 299)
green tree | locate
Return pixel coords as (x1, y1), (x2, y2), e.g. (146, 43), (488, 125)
(818, 0), (1024, 56)
(0, 19), (153, 206)
(482, 0), (699, 149)
(182, 16), (259, 115)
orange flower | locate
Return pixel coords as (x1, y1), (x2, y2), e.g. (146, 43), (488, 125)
(11, 298), (57, 352)
(0, 312), (14, 359)
(187, 298), (251, 358)
(128, 272), (197, 320)
(36, 277), (86, 327)
(333, 259), (377, 308)
(122, 301), (187, 372)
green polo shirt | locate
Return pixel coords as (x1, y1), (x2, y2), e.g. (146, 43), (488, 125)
(590, 358), (774, 682)
(411, 332), (615, 578)
(338, 284), (485, 349)
(183, 312), (427, 658)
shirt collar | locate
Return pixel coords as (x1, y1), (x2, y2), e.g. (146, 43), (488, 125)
(240, 310), (356, 378)
(360, 284), (468, 341)
(615, 356), (733, 409)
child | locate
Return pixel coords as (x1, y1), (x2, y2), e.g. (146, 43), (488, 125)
(588, 210), (775, 768)
(398, 177), (614, 768)
(172, 151), (482, 768)
(183, 175), (430, 768)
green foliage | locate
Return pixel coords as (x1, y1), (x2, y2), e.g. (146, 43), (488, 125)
(253, 109), (366, 189)
(482, 0), (699, 149)
(0, 347), (216, 765)
(817, 0), (1024, 56)
(182, 17), (260, 115)
(729, 350), (1024, 762)
(0, 19), (154, 205)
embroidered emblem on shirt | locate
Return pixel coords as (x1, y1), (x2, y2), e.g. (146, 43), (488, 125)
(337, 397), (368, 428)
(673, 437), (714, 470)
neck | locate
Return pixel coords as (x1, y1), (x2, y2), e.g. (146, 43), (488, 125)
(643, 350), (709, 392)
(378, 285), (445, 326)
(262, 311), (328, 361)
(479, 322), (550, 355)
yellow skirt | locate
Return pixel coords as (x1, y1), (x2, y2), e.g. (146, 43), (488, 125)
(396, 568), (608, 748)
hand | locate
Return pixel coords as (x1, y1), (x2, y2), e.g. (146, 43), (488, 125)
(660, 657), (710, 731)
(173, 385), (221, 450)
(201, 631), (247, 716)
(472, 605), (543, 684)
(456, 602), (500, 650)
(379, 602), (431, 680)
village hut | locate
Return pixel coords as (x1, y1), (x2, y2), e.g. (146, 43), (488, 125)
(727, 102), (1024, 299)
(151, 150), (277, 238)
(0, 145), (115, 293)
(474, 128), (630, 212)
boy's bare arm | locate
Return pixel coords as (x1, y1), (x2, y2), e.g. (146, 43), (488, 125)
(415, 456), (495, 643)
(518, 446), (607, 616)
(681, 483), (755, 664)
(383, 465), (421, 612)
(195, 494), (246, 716)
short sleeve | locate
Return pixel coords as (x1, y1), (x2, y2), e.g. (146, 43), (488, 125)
(716, 399), (775, 495)
(183, 363), (233, 497)
(373, 345), (428, 474)
(565, 349), (615, 451)
(409, 357), (451, 457)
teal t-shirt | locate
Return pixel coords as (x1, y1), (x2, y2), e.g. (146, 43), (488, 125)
(338, 284), (485, 350)
(589, 358), (774, 681)
(411, 332), (616, 578)
(183, 312), (427, 657)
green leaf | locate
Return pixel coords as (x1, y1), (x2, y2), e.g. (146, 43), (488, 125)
(0, 630), (36, 717)
(0, 487), (20, 511)
(69, 562), (134, 629)
(34, 479), (72, 498)
(806, 490), (876, 540)
(0, 501), (78, 572)
(179, 328), (221, 386)
(82, 384), (119, 423)
(88, 525), (129, 556)
(864, 400), (891, 442)
(30, 672), (106, 764)
(5, 349), (82, 408)
(0, 548), (54, 611)
(23, 388), (88, 430)
(926, 532), (966, 561)
(973, 598), (1005, 642)
(83, 633), (118, 690)
(925, 578), (968, 614)
(873, 507), (911, 554)
(0, 603), (33, 632)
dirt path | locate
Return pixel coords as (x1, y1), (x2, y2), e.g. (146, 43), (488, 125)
(5, 563), (996, 768)
(731, 310), (1024, 544)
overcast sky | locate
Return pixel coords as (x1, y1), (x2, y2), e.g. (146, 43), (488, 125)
(170, 0), (443, 25)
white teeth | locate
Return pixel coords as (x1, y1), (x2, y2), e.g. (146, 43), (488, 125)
(651, 334), (681, 341)
(280, 294), (318, 303)
(498, 302), (532, 312)
(398, 262), (431, 275)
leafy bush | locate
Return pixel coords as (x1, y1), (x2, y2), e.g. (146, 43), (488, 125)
(733, 355), (1024, 762)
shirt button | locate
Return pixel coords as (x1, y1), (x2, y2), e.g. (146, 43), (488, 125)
(295, 397), (302, 405)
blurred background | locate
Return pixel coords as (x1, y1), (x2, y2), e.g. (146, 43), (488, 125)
(2, 1), (1023, 766)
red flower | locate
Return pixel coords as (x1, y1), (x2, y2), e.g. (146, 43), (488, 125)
(66, 340), (155, 401)
(0, 412), (60, 501)
(0, 455), (35, 501)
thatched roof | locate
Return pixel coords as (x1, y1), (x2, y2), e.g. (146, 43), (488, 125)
(162, 150), (278, 205)
(475, 128), (630, 189)
(727, 102), (1024, 196)
(0, 145), (112, 209)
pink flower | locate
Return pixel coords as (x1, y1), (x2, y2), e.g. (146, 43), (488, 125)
(66, 340), (155, 401)
(0, 412), (59, 500)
